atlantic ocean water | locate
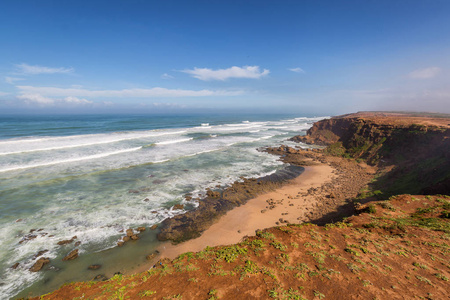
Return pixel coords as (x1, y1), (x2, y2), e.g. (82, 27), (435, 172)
(0, 113), (325, 299)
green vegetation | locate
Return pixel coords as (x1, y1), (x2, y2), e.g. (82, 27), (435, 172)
(215, 245), (247, 262)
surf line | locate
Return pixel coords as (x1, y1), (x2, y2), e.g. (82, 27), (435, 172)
(0, 147), (142, 173)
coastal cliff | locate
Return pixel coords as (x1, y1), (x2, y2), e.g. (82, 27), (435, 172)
(291, 112), (450, 196)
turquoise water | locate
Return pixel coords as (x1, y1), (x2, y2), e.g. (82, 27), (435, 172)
(0, 114), (325, 298)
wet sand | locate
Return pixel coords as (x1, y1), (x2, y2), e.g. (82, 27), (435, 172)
(140, 163), (335, 265)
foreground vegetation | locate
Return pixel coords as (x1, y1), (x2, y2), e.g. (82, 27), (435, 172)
(32, 195), (449, 300)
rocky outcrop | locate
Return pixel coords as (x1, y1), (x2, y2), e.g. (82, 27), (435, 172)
(292, 112), (450, 196)
(172, 204), (184, 210)
(57, 236), (77, 246)
(88, 264), (101, 270)
(30, 257), (50, 272)
(157, 165), (304, 243)
(62, 249), (79, 261)
(291, 117), (355, 146)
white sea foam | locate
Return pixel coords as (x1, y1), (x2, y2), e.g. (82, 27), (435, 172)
(0, 147), (141, 173)
(184, 148), (222, 157)
(0, 115), (320, 299)
(0, 130), (188, 146)
(259, 135), (274, 140)
(154, 138), (193, 145)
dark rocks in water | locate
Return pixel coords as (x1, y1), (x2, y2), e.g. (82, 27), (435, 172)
(48, 265), (60, 271)
(130, 235), (139, 240)
(19, 234), (37, 244)
(74, 241), (81, 247)
(15, 219), (23, 222)
(185, 195), (193, 201)
(150, 224), (158, 230)
(33, 249), (49, 259)
(93, 274), (108, 281)
(146, 253), (156, 261)
(10, 263), (20, 269)
(206, 190), (221, 198)
(153, 179), (166, 184)
(62, 249), (79, 261)
(117, 241), (125, 247)
(157, 165), (304, 244)
(88, 264), (101, 270)
(151, 211), (158, 214)
(30, 257), (50, 272)
(144, 198), (150, 202)
(128, 189), (140, 194)
(122, 236), (130, 242)
(173, 204), (184, 210)
(137, 227), (146, 232)
(57, 236), (77, 246)
(126, 229), (134, 237)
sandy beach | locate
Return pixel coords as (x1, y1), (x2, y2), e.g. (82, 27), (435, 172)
(146, 163), (336, 264)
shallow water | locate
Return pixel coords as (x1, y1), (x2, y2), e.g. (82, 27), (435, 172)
(0, 114), (326, 299)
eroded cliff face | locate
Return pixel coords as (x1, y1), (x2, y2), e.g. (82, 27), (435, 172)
(292, 113), (450, 196)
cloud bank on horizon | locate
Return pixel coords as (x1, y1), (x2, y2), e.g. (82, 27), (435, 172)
(181, 66), (270, 81)
(0, 1), (449, 114)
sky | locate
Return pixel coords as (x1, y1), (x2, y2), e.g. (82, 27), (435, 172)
(0, 0), (449, 115)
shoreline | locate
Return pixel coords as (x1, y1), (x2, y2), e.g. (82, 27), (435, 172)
(133, 162), (336, 272)
(134, 145), (377, 272)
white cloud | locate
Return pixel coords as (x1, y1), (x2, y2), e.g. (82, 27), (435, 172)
(182, 65), (270, 81)
(15, 63), (74, 75)
(288, 67), (305, 73)
(63, 96), (93, 104)
(16, 94), (93, 106)
(161, 73), (174, 79)
(151, 102), (186, 108)
(408, 67), (441, 79)
(17, 93), (55, 105)
(0, 91), (9, 96)
(5, 77), (24, 84)
(16, 86), (243, 97)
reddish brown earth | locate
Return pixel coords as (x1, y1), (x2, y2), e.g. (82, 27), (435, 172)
(31, 195), (449, 300)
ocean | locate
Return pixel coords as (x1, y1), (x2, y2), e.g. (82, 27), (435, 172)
(0, 113), (325, 299)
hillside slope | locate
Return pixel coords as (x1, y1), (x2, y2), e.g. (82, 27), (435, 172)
(291, 112), (450, 196)
(32, 195), (450, 300)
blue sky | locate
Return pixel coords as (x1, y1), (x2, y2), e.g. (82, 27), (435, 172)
(0, 0), (449, 115)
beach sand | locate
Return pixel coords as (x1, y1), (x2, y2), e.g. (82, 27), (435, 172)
(153, 163), (335, 261)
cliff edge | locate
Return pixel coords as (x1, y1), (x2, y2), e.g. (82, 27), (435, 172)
(291, 111), (450, 196)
